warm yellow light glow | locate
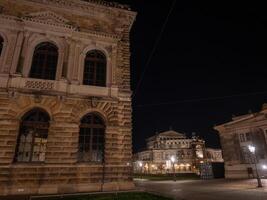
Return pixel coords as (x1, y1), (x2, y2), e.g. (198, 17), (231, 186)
(145, 163), (148, 169)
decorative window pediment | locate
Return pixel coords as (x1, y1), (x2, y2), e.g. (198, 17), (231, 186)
(23, 11), (77, 30)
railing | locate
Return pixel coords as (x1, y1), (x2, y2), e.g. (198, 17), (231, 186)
(0, 76), (119, 98)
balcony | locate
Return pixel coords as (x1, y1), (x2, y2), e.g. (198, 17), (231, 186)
(0, 75), (119, 98)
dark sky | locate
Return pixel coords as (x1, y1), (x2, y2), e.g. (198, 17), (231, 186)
(110, 0), (267, 152)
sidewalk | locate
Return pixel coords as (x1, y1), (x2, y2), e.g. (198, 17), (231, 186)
(135, 179), (267, 200)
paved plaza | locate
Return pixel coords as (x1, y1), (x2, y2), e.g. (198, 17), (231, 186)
(135, 179), (267, 200)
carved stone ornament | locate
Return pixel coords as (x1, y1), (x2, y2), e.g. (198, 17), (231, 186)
(22, 11), (78, 30)
(90, 96), (100, 108)
(34, 94), (42, 103)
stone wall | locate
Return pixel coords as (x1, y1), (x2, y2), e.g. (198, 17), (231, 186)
(0, 93), (134, 195)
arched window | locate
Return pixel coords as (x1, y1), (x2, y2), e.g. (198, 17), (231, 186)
(78, 113), (105, 162)
(14, 108), (50, 162)
(29, 42), (58, 80)
(0, 36), (3, 57)
(83, 50), (106, 87)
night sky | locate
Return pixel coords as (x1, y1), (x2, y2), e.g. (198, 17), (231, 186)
(109, 0), (267, 152)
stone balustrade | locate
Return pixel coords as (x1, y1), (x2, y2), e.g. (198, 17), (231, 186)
(0, 76), (119, 98)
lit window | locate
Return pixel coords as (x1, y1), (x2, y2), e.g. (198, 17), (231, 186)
(196, 145), (204, 158)
(14, 109), (50, 162)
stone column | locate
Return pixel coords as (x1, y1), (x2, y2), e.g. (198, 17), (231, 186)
(16, 32), (30, 74)
(66, 40), (75, 81)
(72, 44), (82, 84)
(10, 31), (24, 74)
(1, 31), (17, 74)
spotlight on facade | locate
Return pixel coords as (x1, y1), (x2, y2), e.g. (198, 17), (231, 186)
(262, 165), (267, 170)
(247, 144), (262, 188)
(248, 145), (255, 153)
(170, 156), (176, 181)
(138, 161), (143, 179)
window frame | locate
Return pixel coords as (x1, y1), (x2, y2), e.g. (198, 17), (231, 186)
(0, 33), (8, 72)
(83, 50), (107, 87)
(78, 113), (105, 163)
(14, 108), (50, 163)
(29, 42), (59, 80)
(0, 36), (3, 57)
(23, 37), (65, 81)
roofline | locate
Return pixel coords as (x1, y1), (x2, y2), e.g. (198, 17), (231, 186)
(82, 0), (132, 11)
(214, 103), (267, 132)
(214, 114), (256, 131)
(23, 0), (137, 18)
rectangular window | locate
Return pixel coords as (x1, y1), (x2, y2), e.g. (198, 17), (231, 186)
(246, 132), (251, 141)
(239, 133), (246, 142)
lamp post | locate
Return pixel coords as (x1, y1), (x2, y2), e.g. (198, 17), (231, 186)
(139, 161), (143, 179)
(248, 145), (262, 188)
(170, 156), (176, 181)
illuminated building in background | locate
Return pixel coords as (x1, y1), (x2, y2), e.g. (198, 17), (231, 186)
(133, 130), (222, 174)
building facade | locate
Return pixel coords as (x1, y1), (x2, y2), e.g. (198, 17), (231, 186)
(214, 104), (267, 178)
(133, 130), (209, 175)
(0, 0), (136, 195)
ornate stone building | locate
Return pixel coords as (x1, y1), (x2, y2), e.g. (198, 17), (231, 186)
(214, 104), (267, 178)
(133, 130), (208, 174)
(0, 0), (136, 195)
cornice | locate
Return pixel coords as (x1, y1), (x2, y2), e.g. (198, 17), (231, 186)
(74, 30), (121, 41)
(80, 0), (131, 11)
(25, 0), (136, 27)
(0, 14), (122, 41)
(0, 14), (20, 22)
(22, 16), (78, 31)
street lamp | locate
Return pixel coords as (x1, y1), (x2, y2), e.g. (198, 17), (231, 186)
(170, 156), (176, 181)
(248, 145), (262, 188)
(248, 145), (255, 154)
(139, 161), (143, 179)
